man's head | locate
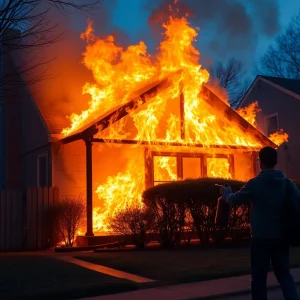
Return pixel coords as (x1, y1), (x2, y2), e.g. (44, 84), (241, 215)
(258, 146), (278, 170)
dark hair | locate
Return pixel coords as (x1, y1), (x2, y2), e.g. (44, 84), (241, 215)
(259, 146), (277, 168)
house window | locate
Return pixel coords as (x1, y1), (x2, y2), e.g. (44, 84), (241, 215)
(182, 157), (201, 179)
(265, 114), (279, 136)
(37, 154), (48, 187)
(149, 152), (234, 186)
(207, 157), (231, 179)
(153, 156), (177, 185)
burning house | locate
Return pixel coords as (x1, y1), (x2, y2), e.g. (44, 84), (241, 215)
(1, 16), (288, 237)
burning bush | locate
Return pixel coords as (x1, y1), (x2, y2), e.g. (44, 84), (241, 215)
(143, 178), (249, 246)
(55, 197), (85, 247)
(108, 206), (156, 249)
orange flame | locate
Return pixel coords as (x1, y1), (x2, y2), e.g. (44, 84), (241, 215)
(236, 102), (288, 146)
(61, 14), (288, 232)
(269, 129), (289, 146)
(236, 101), (261, 127)
(94, 158), (145, 232)
(207, 158), (232, 179)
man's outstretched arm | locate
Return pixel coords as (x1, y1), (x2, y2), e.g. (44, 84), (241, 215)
(222, 180), (254, 205)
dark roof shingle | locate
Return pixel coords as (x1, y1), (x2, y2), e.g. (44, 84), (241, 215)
(260, 75), (300, 95)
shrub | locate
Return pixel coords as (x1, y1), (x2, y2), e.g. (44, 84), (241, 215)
(56, 197), (85, 247)
(143, 178), (247, 245)
(108, 206), (155, 249)
(143, 182), (188, 247)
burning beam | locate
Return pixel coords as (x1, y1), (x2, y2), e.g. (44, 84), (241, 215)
(179, 81), (185, 140)
(200, 85), (277, 148)
(91, 138), (263, 150)
(62, 74), (178, 144)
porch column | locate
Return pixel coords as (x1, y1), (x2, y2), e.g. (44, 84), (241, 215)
(85, 139), (94, 236)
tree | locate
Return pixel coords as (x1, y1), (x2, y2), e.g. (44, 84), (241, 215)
(257, 11), (300, 79)
(0, 0), (102, 87)
(209, 57), (248, 106)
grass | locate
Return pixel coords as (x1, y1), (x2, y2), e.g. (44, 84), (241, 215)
(75, 246), (300, 285)
(0, 254), (141, 300)
(2, 247), (300, 299)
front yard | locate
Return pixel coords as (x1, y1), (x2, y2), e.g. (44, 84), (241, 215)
(0, 254), (140, 300)
(75, 246), (300, 285)
(2, 246), (300, 299)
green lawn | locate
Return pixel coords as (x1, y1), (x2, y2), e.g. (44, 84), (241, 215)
(0, 254), (140, 300)
(75, 247), (300, 285)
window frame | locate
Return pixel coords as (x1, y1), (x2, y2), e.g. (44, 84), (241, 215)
(37, 153), (49, 187)
(146, 150), (234, 187)
(265, 113), (279, 136)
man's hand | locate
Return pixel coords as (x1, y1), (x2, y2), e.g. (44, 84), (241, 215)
(221, 185), (232, 202)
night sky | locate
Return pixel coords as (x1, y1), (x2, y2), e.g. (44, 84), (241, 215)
(82, 0), (300, 73)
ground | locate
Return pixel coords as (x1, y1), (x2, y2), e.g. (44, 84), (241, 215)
(0, 253), (141, 300)
(1, 247), (300, 299)
(75, 246), (300, 284)
(213, 286), (300, 299)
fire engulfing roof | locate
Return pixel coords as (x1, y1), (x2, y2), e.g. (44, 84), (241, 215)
(61, 75), (174, 144)
(60, 74), (276, 149)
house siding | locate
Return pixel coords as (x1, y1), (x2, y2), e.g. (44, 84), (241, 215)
(21, 145), (52, 188)
(52, 140), (86, 198)
(3, 52), (51, 189)
(0, 44), (4, 189)
(0, 98), (5, 189)
(240, 80), (300, 179)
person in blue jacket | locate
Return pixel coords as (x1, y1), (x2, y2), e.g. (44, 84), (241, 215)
(221, 146), (300, 300)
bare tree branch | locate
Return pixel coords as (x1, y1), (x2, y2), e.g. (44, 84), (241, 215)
(257, 11), (300, 79)
(209, 57), (247, 105)
(0, 0), (103, 93)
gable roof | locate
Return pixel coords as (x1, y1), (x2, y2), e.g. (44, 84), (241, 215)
(61, 76), (276, 148)
(238, 75), (300, 108)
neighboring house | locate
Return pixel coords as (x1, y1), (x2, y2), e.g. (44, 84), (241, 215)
(238, 75), (300, 179)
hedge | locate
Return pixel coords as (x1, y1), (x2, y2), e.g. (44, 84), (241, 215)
(142, 178), (300, 247)
(142, 178), (247, 247)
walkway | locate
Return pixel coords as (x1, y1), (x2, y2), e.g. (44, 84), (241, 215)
(80, 267), (300, 300)
(57, 255), (153, 283)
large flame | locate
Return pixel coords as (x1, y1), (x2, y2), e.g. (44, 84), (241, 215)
(62, 14), (288, 232)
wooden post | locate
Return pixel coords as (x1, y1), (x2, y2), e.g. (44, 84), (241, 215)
(252, 151), (257, 177)
(201, 154), (208, 177)
(228, 155), (235, 179)
(179, 82), (185, 140)
(85, 139), (94, 237)
(177, 154), (183, 180)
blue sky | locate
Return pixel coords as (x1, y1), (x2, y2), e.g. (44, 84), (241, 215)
(99, 0), (300, 73)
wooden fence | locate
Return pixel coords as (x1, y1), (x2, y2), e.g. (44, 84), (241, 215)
(0, 187), (59, 252)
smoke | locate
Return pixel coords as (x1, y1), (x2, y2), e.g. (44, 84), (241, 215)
(145, 0), (280, 62)
(26, 0), (125, 116)
(21, 0), (280, 119)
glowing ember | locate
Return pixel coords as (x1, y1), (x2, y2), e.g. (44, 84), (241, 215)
(61, 12), (289, 232)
